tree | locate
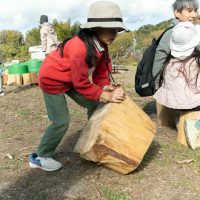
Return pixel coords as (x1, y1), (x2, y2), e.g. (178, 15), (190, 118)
(70, 21), (81, 36)
(0, 30), (26, 62)
(1, 44), (18, 61)
(52, 19), (80, 42)
(0, 30), (24, 46)
(25, 28), (40, 47)
(109, 32), (133, 58)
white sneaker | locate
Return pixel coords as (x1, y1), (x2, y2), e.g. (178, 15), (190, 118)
(29, 153), (62, 171)
(184, 119), (200, 150)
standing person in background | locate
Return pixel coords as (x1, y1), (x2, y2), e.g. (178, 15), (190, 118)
(29, 1), (127, 172)
(39, 15), (58, 56)
(152, 0), (199, 126)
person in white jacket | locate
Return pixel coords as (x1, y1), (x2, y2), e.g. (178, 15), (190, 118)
(39, 15), (58, 55)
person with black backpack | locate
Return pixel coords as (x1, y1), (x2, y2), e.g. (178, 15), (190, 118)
(153, 0), (199, 91)
(135, 0), (199, 98)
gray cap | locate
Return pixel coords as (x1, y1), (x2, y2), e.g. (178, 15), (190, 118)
(40, 15), (48, 24)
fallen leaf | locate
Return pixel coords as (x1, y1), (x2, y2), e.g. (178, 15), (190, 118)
(176, 159), (195, 164)
(6, 154), (14, 160)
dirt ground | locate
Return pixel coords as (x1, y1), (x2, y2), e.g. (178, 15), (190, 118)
(1, 66), (200, 200)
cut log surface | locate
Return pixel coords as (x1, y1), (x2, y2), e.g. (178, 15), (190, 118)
(74, 95), (156, 174)
(177, 111), (200, 146)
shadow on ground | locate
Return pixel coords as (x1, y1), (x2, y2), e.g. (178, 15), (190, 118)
(143, 100), (156, 116)
(133, 140), (161, 174)
(0, 129), (99, 200)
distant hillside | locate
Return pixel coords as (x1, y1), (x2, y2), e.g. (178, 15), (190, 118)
(110, 16), (200, 64)
(134, 19), (172, 49)
(110, 18), (173, 64)
(135, 16), (200, 49)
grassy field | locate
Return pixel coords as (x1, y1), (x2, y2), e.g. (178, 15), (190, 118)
(1, 65), (200, 200)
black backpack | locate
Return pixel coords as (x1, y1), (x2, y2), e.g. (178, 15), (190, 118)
(134, 26), (174, 97)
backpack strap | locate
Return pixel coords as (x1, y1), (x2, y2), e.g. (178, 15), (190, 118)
(152, 26), (175, 83)
(155, 26), (175, 45)
(105, 51), (115, 83)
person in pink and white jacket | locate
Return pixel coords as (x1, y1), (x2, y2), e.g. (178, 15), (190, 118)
(154, 22), (200, 150)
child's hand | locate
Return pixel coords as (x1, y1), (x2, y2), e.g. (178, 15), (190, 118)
(100, 87), (125, 103)
(111, 87), (125, 103)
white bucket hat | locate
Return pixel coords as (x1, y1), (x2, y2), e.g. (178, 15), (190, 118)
(170, 21), (200, 57)
(81, 1), (128, 32)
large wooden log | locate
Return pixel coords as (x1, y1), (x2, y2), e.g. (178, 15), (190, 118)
(74, 95), (156, 174)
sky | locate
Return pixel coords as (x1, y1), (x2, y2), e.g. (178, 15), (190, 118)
(0, 0), (199, 35)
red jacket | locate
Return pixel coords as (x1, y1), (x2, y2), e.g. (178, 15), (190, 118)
(38, 36), (112, 101)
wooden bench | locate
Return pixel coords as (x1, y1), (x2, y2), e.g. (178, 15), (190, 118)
(112, 65), (119, 74)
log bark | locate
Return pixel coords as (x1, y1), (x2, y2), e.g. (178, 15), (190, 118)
(7, 74), (22, 86)
(74, 95), (156, 174)
(156, 102), (176, 127)
(2, 75), (8, 86)
(22, 73), (38, 85)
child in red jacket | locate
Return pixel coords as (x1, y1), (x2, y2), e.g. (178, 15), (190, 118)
(29, 1), (127, 171)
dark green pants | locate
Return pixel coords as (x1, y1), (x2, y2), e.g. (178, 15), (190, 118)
(36, 89), (100, 157)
